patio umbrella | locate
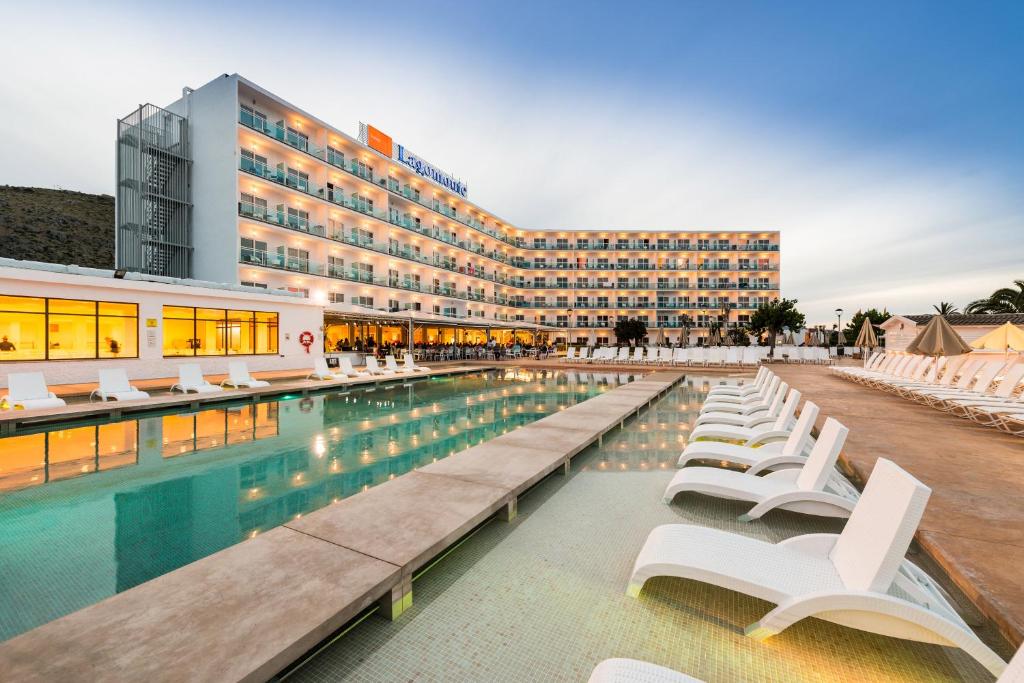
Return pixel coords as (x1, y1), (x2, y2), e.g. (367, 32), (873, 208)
(803, 330), (814, 347)
(708, 326), (722, 346)
(723, 330), (735, 346)
(782, 329), (796, 346)
(906, 314), (973, 382)
(969, 322), (1024, 353)
(854, 317), (879, 365)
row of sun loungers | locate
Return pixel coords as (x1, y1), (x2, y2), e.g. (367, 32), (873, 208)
(832, 352), (1024, 435)
(566, 345), (765, 367)
(587, 366), (1012, 680)
(0, 354), (432, 411)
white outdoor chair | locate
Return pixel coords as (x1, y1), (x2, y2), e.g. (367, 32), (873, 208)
(628, 458), (1008, 678)
(170, 364), (223, 394)
(725, 347), (740, 366)
(90, 368), (150, 402)
(945, 363), (1024, 418)
(403, 353), (430, 372)
(308, 357), (342, 380)
(578, 347), (591, 364)
(588, 659), (703, 683)
(659, 347), (673, 365)
(565, 346), (577, 363)
(616, 347), (630, 363)
(385, 355), (415, 373)
(365, 356), (395, 375)
(644, 346), (660, 365)
(221, 361), (270, 389)
(707, 367), (769, 397)
(2, 372), (67, 410)
(679, 400), (819, 470)
(699, 375), (783, 415)
(691, 386), (800, 440)
(663, 418), (857, 520)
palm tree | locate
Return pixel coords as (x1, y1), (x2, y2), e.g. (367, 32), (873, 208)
(932, 301), (959, 316)
(965, 280), (1024, 314)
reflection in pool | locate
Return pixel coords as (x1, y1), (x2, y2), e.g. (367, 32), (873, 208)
(0, 368), (630, 640)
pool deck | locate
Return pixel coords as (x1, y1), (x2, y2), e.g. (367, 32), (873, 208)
(0, 371), (684, 682)
(772, 364), (1024, 651)
(0, 363), (491, 435)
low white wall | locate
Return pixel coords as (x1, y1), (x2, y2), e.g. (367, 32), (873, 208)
(0, 266), (325, 388)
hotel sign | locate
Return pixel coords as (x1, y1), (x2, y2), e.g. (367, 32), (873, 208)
(359, 123), (468, 198)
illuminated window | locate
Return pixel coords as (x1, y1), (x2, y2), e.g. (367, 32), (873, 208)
(0, 295), (137, 362)
(162, 306), (278, 357)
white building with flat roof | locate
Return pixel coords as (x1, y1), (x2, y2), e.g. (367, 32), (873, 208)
(116, 73), (781, 347)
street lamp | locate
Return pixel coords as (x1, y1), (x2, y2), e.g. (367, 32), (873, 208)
(835, 308), (844, 347)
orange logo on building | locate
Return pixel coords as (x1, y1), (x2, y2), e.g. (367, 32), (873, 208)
(367, 125), (393, 157)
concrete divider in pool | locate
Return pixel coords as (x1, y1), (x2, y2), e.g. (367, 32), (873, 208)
(0, 370), (686, 682)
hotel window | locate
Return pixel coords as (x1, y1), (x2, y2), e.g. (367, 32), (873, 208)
(556, 315), (568, 328)
(241, 281), (268, 290)
(616, 238), (629, 250)
(388, 299), (400, 312)
(351, 194), (374, 215)
(282, 166), (309, 192)
(576, 239), (589, 249)
(327, 147), (345, 169)
(556, 296), (568, 307)
(555, 276), (568, 288)
(597, 296), (609, 307)
(556, 258), (569, 268)
(329, 292), (345, 304)
(595, 238), (609, 249)
(286, 127), (309, 152)
(534, 257), (547, 268)
(240, 149), (269, 177)
(556, 238), (569, 249)
(353, 296), (374, 308)
(162, 306), (277, 357)
(617, 277), (629, 289)
(351, 159), (374, 181)
(351, 262), (374, 282)
(534, 296), (547, 307)
(284, 207), (309, 231)
(575, 296), (589, 307)
(240, 104), (268, 131)
(533, 276), (545, 287)
(388, 269), (399, 287)
(657, 239), (670, 251)
(597, 315), (609, 327)
(533, 238), (548, 249)
(0, 296), (138, 362)
(327, 255), (344, 278)
(617, 258), (629, 269)
(697, 239), (710, 250)
(637, 277), (649, 288)
(239, 192), (268, 220)
(577, 315), (589, 327)
(282, 287), (310, 298)
(636, 297), (649, 308)
(240, 238), (268, 264)
(617, 296), (629, 308)
(637, 259), (650, 269)
(277, 246), (309, 272)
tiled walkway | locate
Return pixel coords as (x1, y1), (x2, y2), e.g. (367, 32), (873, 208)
(289, 378), (992, 682)
(772, 364), (1024, 653)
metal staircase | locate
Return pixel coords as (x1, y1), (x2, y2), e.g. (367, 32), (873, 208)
(116, 104), (193, 278)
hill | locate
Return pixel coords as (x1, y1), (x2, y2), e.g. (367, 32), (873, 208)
(0, 186), (115, 269)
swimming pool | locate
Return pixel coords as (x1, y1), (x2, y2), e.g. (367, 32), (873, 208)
(0, 368), (628, 641)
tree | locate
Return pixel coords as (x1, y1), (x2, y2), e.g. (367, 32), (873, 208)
(933, 302), (959, 316)
(747, 298), (805, 355)
(843, 308), (891, 344)
(727, 327), (750, 346)
(613, 318), (647, 345)
(965, 280), (1024, 314)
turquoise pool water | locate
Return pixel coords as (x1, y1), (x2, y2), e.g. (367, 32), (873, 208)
(0, 368), (627, 641)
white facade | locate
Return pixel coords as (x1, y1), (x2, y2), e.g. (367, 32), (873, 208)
(145, 73), (781, 344)
(0, 262), (323, 387)
(880, 314), (1022, 352)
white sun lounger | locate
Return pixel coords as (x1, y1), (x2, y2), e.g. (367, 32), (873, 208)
(90, 368), (150, 402)
(693, 383), (792, 431)
(385, 354), (415, 373)
(699, 379), (786, 422)
(308, 357), (342, 380)
(565, 346), (577, 362)
(403, 353), (430, 372)
(2, 372), (67, 410)
(706, 367), (769, 397)
(701, 374), (781, 409)
(588, 659), (703, 683)
(221, 361), (270, 388)
(365, 356), (395, 376)
(629, 458), (1008, 678)
(170, 364), (223, 394)
(664, 418), (857, 520)
(337, 357), (369, 377)
(679, 401), (819, 470)
(687, 390), (807, 449)
(943, 363), (1024, 417)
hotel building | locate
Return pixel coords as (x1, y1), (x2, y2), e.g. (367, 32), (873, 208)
(115, 73), (780, 350)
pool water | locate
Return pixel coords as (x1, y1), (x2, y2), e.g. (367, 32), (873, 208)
(0, 368), (628, 641)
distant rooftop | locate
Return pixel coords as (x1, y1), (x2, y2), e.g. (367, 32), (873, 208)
(902, 313), (1024, 326)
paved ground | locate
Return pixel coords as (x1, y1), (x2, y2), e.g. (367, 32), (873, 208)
(287, 378), (994, 683)
(772, 364), (1023, 652)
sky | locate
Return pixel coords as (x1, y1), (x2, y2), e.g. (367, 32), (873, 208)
(1, 0), (1022, 325)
